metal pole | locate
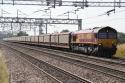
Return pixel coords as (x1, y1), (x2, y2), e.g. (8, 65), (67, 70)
(17, 9), (19, 22)
(2, 0), (3, 4)
(78, 19), (82, 30)
(119, 0), (121, 8)
(54, 0), (56, 8)
(34, 26), (36, 36)
(50, 10), (51, 19)
(13, 0), (14, 5)
(39, 24), (43, 35)
(11, 23), (13, 35)
(17, 9), (19, 18)
(114, 0), (116, 13)
(46, 23), (47, 34)
(2, 23), (4, 31)
(77, 15), (78, 19)
(68, 11), (69, 19)
(1, 9), (3, 17)
(82, 0), (84, 9)
(19, 23), (22, 31)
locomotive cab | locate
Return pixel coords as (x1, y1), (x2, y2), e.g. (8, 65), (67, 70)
(98, 26), (117, 48)
(97, 26), (117, 56)
(70, 26), (117, 57)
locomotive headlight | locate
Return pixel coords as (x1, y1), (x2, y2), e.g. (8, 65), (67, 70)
(99, 43), (102, 46)
(112, 41), (115, 45)
(112, 41), (117, 46)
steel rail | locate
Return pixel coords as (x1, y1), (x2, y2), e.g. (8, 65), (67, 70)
(12, 42), (125, 66)
(6, 47), (63, 83)
(2, 43), (92, 83)
(5, 42), (125, 81)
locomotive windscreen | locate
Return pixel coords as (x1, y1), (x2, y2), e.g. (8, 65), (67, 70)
(98, 27), (117, 39)
(98, 33), (107, 39)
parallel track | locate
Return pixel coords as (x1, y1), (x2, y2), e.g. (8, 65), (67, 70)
(2, 43), (91, 83)
(5, 47), (63, 83)
(15, 42), (125, 66)
(24, 42), (125, 66)
(4, 42), (125, 82)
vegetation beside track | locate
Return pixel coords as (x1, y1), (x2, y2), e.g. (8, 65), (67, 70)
(118, 32), (125, 44)
(0, 50), (9, 83)
(115, 44), (125, 58)
(115, 32), (125, 58)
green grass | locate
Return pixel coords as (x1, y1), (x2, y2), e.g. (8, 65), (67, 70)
(115, 44), (125, 58)
(0, 51), (9, 83)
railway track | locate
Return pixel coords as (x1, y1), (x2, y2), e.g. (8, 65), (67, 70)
(3, 46), (62, 83)
(2, 43), (91, 83)
(9, 42), (125, 71)
(4, 42), (125, 82)
(14, 42), (125, 65)
(30, 43), (124, 64)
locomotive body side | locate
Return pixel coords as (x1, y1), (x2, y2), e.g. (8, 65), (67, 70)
(70, 26), (117, 57)
(71, 33), (97, 44)
(97, 26), (117, 56)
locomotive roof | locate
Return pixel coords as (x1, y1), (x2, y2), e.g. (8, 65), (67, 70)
(73, 26), (114, 34)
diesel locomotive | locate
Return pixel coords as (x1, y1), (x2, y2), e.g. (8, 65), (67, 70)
(4, 26), (117, 58)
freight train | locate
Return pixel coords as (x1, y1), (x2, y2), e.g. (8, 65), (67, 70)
(3, 26), (118, 58)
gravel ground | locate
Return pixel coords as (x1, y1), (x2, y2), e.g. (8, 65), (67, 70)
(14, 44), (125, 83)
(1, 45), (56, 83)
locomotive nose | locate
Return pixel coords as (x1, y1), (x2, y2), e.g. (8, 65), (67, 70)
(104, 41), (112, 47)
(100, 39), (117, 48)
(99, 39), (113, 48)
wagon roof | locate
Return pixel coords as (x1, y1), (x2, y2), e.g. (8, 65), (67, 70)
(51, 32), (70, 35)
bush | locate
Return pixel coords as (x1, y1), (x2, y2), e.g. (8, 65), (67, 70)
(118, 32), (125, 44)
(115, 44), (125, 58)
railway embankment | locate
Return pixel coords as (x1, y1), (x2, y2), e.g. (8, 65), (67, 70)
(0, 47), (9, 83)
(1, 45), (61, 83)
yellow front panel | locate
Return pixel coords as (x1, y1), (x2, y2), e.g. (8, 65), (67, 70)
(98, 39), (117, 48)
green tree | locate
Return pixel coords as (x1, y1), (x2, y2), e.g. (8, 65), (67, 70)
(17, 31), (28, 36)
(118, 32), (125, 44)
(60, 29), (69, 33)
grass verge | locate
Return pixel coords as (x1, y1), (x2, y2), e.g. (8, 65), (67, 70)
(0, 50), (9, 83)
(115, 44), (125, 58)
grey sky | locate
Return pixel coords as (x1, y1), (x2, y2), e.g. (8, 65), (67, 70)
(0, 0), (125, 34)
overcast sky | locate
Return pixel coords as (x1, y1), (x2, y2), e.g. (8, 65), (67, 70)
(0, 0), (125, 35)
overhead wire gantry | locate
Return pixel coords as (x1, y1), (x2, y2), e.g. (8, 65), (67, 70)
(0, 0), (124, 8)
(0, 0), (125, 34)
(0, 17), (82, 34)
